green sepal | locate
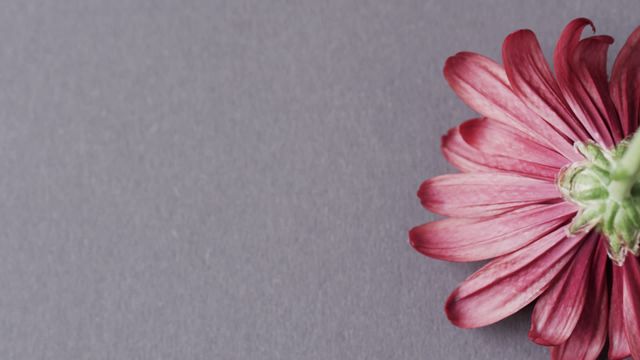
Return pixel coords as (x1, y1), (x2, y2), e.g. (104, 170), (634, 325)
(577, 142), (610, 170)
(560, 141), (640, 265)
(568, 205), (604, 234)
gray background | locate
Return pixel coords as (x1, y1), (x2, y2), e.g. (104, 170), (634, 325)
(0, 1), (636, 359)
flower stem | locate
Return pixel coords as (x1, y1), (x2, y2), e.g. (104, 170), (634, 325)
(610, 130), (640, 201)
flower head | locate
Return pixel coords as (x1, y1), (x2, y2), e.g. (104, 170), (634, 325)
(410, 18), (640, 360)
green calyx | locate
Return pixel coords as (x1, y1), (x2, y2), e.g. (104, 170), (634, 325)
(559, 141), (640, 265)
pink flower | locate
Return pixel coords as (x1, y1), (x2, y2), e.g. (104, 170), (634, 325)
(410, 18), (640, 360)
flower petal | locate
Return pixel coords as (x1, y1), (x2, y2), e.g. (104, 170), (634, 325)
(443, 52), (579, 161)
(554, 18), (620, 146)
(528, 231), (597, 345)
(460, 119), (568, 168)
(608, 265), (631, 360)
(441, 125), (499, 173)
(550, 237), (608, 360)
(410, 202), (576, 262)
(444, 227), (585, 328)
(460, 118), (569, 169)
(418, 173), (561, 218)
(622, 257), (640, 360)
(442, 118), (567, 180)
(611, 25), (640, 137)
(502, 29), (589, 145)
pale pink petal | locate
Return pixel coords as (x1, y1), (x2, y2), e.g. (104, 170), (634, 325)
(459, 118), (569, 169)
(460, 118), (567, 167)
(528, 231), (597, 345)
(443, 52), (580, 161)
(502, 30), (590, 145)
(418, 173), (561, 218)
(609, 265), (631, 360)
(554, 18), (621, 145)
(611, 25), (640, 136)
(550, 237), (608, 360)
(441, 125), (498, 173)
(442, 118), (567, 180)
(410, 202), (576, 262)
(622, 257), (640, 359)
(444, 227), (585, 328)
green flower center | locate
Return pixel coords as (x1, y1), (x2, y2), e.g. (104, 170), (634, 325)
(559, 140), (640, 265)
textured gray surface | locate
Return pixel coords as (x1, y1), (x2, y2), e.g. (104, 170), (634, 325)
(1, 1), (638, 359)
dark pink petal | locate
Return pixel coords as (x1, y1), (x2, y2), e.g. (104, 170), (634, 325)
(528, 231), (597, 345)
(410, 202), (576, 262)
(611, 25), (640, 136)
(502, 29), (590, 145)
(622, 257), (640, 359)
(554, 18), (620, 146)
(418, 173), (561, 218)
(444, 227), (585, 328)
(443, 52), (579, 161)
(554, 18), (593, 81)
(550, 237), (608, 360)
(609, 265), (631, 360)
(442, 118), (567, 180)
(573, 36), (622, 143)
